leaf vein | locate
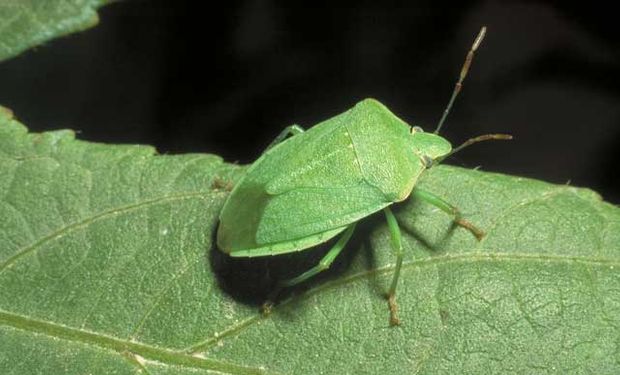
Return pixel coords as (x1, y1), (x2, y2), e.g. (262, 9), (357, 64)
(188, 251), (620, 353)
(0, 191), (215, 274)
(130, 254), (205, 340)
(0, 310), (280, 375)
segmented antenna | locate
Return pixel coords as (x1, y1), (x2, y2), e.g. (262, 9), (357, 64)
(434, 133), (513, 165)
(434, 26), (487, 134)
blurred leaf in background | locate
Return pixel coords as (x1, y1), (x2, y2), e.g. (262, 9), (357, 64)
(0, 0), (109, 62)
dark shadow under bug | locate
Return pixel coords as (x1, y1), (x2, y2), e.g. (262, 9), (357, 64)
(209, 220), (370, 308)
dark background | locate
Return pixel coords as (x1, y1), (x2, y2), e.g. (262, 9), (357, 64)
(1, 1), (618, 203)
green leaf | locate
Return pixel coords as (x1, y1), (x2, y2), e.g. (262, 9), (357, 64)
(0, 0), (109, 62)
(1, 105), (619, 374)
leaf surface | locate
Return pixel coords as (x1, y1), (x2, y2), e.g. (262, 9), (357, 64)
(0, 0), (108, 62)
(1, 106), (619, 374)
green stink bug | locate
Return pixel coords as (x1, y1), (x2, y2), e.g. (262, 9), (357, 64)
(217, 27), (510, 325)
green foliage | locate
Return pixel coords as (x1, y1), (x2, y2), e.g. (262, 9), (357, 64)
(0, 0), (109, 62)
(1, 107), (619, 374)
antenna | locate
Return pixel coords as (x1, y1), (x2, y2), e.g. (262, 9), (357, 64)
(434, 26), (487, 134)
(449, 133), (512, 156)
(435, 133), (513, 165)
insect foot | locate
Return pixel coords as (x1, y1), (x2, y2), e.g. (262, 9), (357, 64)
(261, 285), (284, 316)
(211, 177), (234, 192)
(387, 293), (401, 326)
(454, 216), (485, 241)
(261, 300), (275, 316)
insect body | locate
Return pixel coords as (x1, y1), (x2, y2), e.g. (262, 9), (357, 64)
(218, 99), (450, 255)
(216, 27), (509, 325)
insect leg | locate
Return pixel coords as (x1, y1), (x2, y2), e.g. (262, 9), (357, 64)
(412, 188), (485, 240)
(278, 223), (356, 288)
(384, 207), (403, 326)
(264, 124), (305, 151)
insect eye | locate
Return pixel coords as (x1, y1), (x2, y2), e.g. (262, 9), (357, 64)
(422, 155), (434, 168)
(412, 126), (424, 133)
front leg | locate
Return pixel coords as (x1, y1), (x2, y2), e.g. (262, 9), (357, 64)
(412, 188), (485, 240)
(264, 124), (305, 152)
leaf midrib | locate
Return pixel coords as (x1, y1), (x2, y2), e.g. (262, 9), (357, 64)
(0, 309), (274, 375)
